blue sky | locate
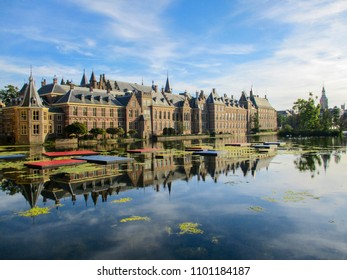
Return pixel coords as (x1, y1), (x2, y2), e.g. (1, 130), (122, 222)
(1, 0), (347, 109)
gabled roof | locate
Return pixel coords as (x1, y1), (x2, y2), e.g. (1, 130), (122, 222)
(116, 94), (132, 106)
(251, 96), (275, 109)
(20, 74), (44, 107)
(206, 89), (225, 105)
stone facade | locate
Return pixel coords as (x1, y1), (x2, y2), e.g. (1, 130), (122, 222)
(0, 71), (277, 144)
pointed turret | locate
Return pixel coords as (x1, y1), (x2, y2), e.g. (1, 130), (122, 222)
(89, 70), (97, 89)
(20, 73), (44, 107)
(164, 72), (171, 93)
(80, 69), (89, 87)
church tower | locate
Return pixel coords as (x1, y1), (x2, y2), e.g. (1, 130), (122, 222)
(319, 85), (328, 110)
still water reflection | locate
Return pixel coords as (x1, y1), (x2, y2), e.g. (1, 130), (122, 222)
(0, 137), (346, 260)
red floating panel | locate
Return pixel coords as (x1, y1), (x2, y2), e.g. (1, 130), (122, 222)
(43, 150), (99, 157)
(24, 159), (87, 169)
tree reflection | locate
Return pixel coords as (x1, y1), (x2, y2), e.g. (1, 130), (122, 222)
(293, 151), (344, 178)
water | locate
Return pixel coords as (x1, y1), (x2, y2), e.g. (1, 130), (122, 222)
(0, 136), (346, 259)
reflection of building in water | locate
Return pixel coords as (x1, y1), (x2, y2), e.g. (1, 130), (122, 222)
(193, 155), (274, 182)
(2, 153), (277, 207)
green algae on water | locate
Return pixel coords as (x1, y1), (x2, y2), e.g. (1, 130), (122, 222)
(17, 206), (50, 217)
(178, 222), (204, 235)
(120, 216), (150, 223)
(112, 197), (132, 203)
(283, 190), (320, 202)
(248, 206), (265, 212)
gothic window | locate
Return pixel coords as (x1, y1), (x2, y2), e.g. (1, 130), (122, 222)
(93, 108), (97, 116)
(83, 107), (87, 116)
(73, 107), (78, 116)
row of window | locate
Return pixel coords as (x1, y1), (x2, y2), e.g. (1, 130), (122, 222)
(72, 107), (124, 118)
(20, 124), (63, 135)
(20, 110), (63, 121)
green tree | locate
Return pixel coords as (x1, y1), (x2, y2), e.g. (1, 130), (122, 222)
(320, 109), (332, 131)
(116, 127), (125, 138)
(251, 112), (260, 133)
(128, 129), (137, 138)
(64, 122), (88, 138)
(0, 85), (19, 105)
(89, 128), (105, 139)
(106, 127), (118, 139)
(332, 107), (342, 130)
(293, 93), (320, 130)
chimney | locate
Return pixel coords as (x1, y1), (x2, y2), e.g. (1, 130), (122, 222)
(265, 94), (267, 99)
(41, 78), (46, 87)
(212, 88), (216, 94)
(53, 75), (57, 84)
(154, 85), (158, 92)
(70, 83), (74, 90)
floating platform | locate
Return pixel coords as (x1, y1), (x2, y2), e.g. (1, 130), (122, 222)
(263, 141), (286, 147)
(24, 159), (87, 169)
(225, 143), (251, 147)
(127, 148), (162, 153)
(0, 154), (26, 160)
(43, 150), (99, 157)
(74, 155), (134, 164)
(192, 150), (220, 156)
(185, 146), (213, 151)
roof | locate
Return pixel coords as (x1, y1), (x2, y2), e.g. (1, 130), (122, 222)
(38, 83), (70, 96)
(206, 89), (225, 105)
(20, 74), (44, 107)
(112, 80), (152, 93)
(251, 96), (275, 109)
(54, 86), (122, 106)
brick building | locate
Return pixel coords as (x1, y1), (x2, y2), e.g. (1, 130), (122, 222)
(0, 71), (277, 144)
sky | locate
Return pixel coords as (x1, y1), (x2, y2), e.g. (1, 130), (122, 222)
(1, 0), (347, 110)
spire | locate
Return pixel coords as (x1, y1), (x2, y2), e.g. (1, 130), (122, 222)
(164, 71), (171, 93)
(89, 70), (97, 88)
(319, 83), (328, 110)
(20, 72), (44, 107)
(80, 69), (88, 87)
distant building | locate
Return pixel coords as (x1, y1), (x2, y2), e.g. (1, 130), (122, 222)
(0, 71), (277, 144)
(320, 86), (328, 110)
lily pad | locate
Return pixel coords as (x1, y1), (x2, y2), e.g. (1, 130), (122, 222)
(17, 206), (50, 217)
(248, 206), (265, 212)
(178, 222), (204, 235)
(112, 197), (132, 203)
(120, 216), (150, 223)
